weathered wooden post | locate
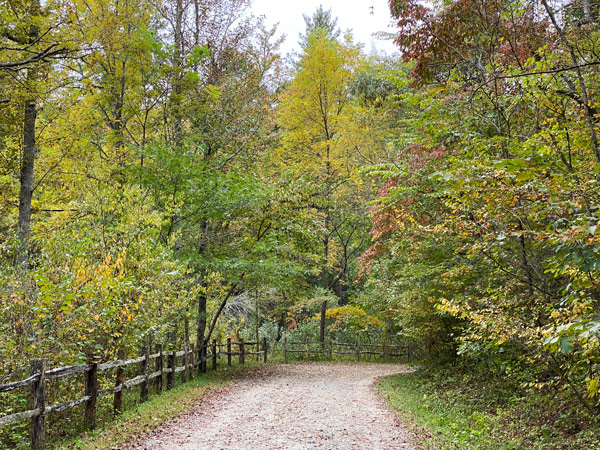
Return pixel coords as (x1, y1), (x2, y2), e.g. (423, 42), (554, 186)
(284, 337), (288, 363)
(407, 343), (412, 362)
(329, 338), (333, 361)
(227, 337), (232, 366)
(30, 359), (46, 450)
(263, 337), (268, 363)
(155, 344), (163, 392)
(140, 341), (150, 402)
(85, 362), (98, 430)
(239, 338), (245, 365)
(355, 337), (360, 362)
(382, 342), (387, 363)
(114, 349), (125, 415)
(189, 343), (195, 380)
(167, 350), (175, 390)
(182, 343), (188, 383)
(305, 336), (309, 361)
(212, 339), (217, 370)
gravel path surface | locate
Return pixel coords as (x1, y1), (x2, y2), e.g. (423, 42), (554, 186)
(133, 363), (415, 450)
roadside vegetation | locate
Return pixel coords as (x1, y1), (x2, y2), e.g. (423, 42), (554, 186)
(379, 366), (600, 450)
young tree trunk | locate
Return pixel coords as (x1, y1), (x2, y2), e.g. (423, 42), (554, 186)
(16, 0), (41, 265)
(196, 286), (207, 353)
(320, 207), (330, 344)
(17, 101), (37, 265)
(171, 0), (184, 147)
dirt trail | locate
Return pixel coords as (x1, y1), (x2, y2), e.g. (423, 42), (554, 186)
(133, 363), (415, 450)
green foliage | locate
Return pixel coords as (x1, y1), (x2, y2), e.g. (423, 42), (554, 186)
(379, 367), (600, 449)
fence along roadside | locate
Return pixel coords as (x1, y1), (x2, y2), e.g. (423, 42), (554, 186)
(0, 336), (414, 449)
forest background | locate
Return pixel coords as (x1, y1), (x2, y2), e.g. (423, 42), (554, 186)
(1, 0), (600, 447)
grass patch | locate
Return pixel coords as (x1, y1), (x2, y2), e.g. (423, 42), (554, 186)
(377, 369), (600, 450)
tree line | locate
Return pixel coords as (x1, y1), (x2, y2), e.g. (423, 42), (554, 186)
(1, 0), (600, 445)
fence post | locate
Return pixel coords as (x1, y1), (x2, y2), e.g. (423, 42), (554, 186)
(30, 359), (45, 450)
(329, 338), (333, 361)
(189, 343), (195, 379)
(239, 338), (245, 365)
(382, 342), (387, 363)
(263, 337), (268, 363)
(140, 341), (150, 402)
(114, 349), (125, 415)
(227, 337), (232, 366)
(355, 336), (360, 362)
(407, 343), (412, 362)
(85, 362), (98, 430)
(155, 344), (163, 393)
(167, 349), (175, 390)
(182, 343), (188, 383)
(284, 337), (288, 363)
(305, 336), (309, 361)
(212, 339), (217, 370)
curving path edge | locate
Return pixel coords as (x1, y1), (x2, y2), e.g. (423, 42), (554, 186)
(132, 363), (416, 450)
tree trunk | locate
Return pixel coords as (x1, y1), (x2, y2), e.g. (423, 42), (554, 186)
(17, 100), (37, 265)
(319, 299), (327, 344)
(320, 214), (329, 344)
(196, 287), (207, 352)
(171, 0), (184, 147)
(16, 0), (41, 265)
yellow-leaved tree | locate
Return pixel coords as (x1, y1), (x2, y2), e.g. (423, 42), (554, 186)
(273, 26), (374, 343)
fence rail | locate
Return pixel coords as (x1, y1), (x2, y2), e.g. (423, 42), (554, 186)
(0, 336), (268, 449)
(282, 337), (413, 364)
(1, 335), (414, 449)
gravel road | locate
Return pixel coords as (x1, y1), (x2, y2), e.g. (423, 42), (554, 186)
(133, 363), (415, 450)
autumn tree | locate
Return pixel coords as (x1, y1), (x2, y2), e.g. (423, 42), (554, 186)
(274, 22), (373, 343)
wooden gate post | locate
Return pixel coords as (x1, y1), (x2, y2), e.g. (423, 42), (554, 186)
(284, 337), (288, 363)
(263, 337), (268, 363)
(329, 338), (333, 361)
(155, 344), (163, 392)
(167, 350), (175, 390)
(382, 342), (387, 363)
(85, 362), (98, 430)
(30, 359), (46, 450)
(227, 337), (232, 366)
(305, 336), (309, 361)
(355, 337), (360, 362)
(239, 338), (245, 365)
(212, 339), (217, 370)
(113, 350), (125, 415)
(140, 342), (150, 402)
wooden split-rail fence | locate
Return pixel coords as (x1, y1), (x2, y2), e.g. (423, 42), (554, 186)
(282, 337), (413, 363)
(0, 336), (267, 450)
(1, 336), (413, 449)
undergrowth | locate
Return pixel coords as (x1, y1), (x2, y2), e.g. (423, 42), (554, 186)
(378, 366), (600, 449)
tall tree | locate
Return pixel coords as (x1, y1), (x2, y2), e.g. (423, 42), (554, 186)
(0, 0), (70, 264)
(275, 26), (365, 343)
